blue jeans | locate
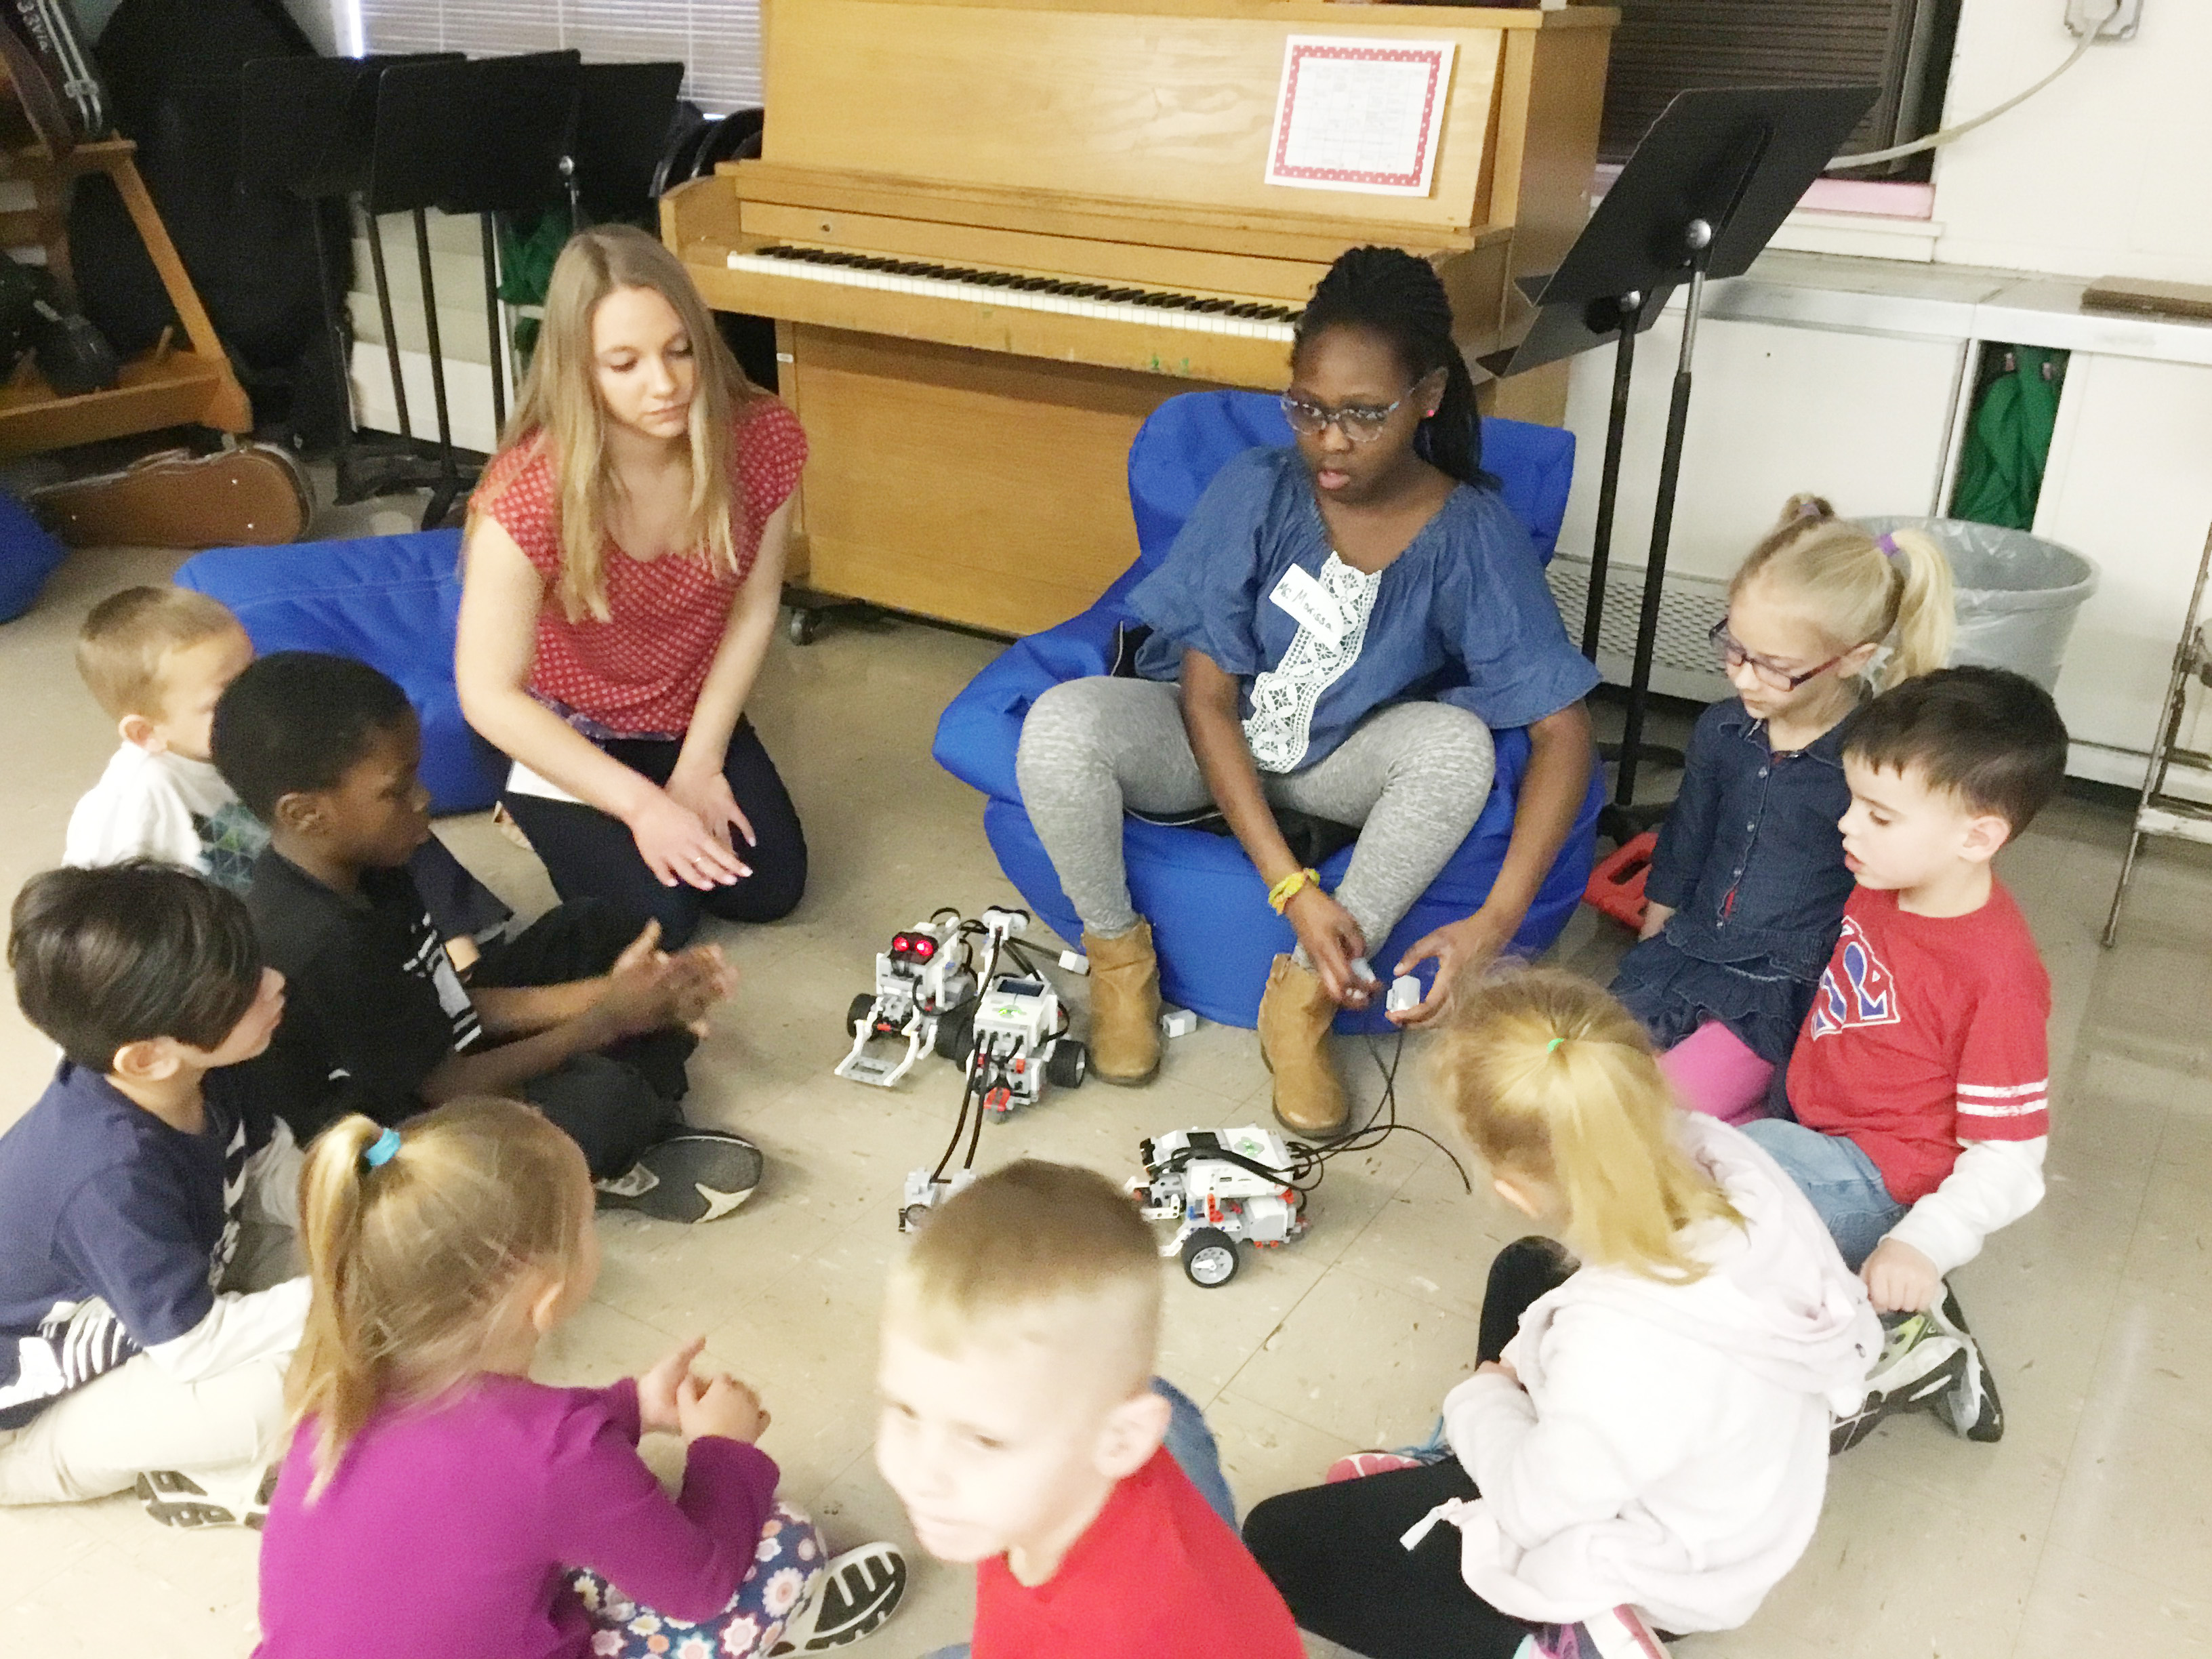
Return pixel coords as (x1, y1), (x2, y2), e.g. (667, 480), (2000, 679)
(922, 1378), (1233, 1659)
(1740, 1118), (1907, 1269)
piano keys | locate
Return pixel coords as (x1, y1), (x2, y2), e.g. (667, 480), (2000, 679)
(665, 0), (1617, 637)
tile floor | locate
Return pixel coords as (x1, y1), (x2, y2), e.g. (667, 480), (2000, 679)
(1, 530), (2209, 1657)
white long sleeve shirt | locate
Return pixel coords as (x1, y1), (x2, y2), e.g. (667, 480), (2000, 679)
(1409, 1115), (1882, 1635)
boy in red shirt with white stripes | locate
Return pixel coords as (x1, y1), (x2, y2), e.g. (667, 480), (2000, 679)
(1743, 667), (2069, 1452)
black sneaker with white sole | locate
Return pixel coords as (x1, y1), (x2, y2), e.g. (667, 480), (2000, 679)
(769, 1541), (907, 1653)
(596, 1130), (764, 1223)
(136, 1462), (281, 1530)
(1830, 1307), (1969, 1456)
(1928, 1286), (2005, 1443)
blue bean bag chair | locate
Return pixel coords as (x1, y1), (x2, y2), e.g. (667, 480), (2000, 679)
(0, 489), (67, 624)
(932, 390), (1603, 1033)
(176, 529), (504, 814)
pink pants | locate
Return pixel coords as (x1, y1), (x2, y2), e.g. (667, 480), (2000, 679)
(1658, 1021), (1775, 1125)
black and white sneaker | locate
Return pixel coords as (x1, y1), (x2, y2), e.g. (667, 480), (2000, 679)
(596, 1130), (764, 1223)
(1928, 1287), (2005, 1443)
(1830, 1307), (1969, 1456)
(136, 1462), (280, 1530)
(769, 1542), (907, 1653)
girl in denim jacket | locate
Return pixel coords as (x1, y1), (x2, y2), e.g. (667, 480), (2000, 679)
(1612, 497), (1954, 1120)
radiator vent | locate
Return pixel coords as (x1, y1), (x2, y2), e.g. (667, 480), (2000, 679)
(1544, 556), (1734, 704)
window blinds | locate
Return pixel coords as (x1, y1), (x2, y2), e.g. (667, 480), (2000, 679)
(1600, 0), (1961, 181)
(350, 1), (764, 110)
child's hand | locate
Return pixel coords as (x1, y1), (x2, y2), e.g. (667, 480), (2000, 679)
(611, 920), (667, 980)
(661, 944), (737, 1033)
(679, 1371), (771, 1446)
(594, 947), (684, 1040)
(638, 1336), (707, 1435)
(1477, 1357), (1521, 1387)
(1637, 901), (1675, 943)
(1860, 1237), (1940, 1313)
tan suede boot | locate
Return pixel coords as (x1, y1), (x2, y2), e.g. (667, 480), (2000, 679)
(1258, 954), (1348, 1138)
(1083, 922), (1161, 1084)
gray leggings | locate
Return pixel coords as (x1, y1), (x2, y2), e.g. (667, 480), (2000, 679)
(1015, 677), (1496, 946)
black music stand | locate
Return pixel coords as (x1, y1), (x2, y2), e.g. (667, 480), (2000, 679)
(1483, 85), (1877, 840)
(239, 52), (462, 506)
(573, 62), (687, 228)
(371, 53), (583, 526)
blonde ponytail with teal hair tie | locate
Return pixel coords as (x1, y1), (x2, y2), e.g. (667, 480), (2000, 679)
(1546, 1036), (1565, 1054)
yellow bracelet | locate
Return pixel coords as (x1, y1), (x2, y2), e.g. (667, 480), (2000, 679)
(1267, 867), (1322, 913)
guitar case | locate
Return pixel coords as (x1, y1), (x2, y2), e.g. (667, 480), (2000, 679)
(30, 443), (310, 549)
(1, 0), (108, 141)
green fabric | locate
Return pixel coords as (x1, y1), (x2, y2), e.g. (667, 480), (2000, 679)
(1951, 346), (2066, 532)
(495, 211), (574, 367)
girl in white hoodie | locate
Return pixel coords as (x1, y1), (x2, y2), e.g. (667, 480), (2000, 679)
(1244, 968), (1879, 1658)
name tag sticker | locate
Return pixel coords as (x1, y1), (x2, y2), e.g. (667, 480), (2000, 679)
(1269, 564), (1347, 646)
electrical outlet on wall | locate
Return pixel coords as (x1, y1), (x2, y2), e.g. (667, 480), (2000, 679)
(2065, 0), (2141, 39)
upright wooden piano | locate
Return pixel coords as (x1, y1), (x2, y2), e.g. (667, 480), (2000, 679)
(665, 0), (1616, 636)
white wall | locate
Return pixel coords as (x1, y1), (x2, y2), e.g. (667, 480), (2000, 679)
(1929, 0), (2212, 282)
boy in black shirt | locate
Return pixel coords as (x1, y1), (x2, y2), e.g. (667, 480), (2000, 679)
(214, 652), (762, 1223)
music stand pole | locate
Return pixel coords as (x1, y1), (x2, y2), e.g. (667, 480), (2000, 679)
(1614, 224), (1713, 811)
(1580, 289), (1644, 661)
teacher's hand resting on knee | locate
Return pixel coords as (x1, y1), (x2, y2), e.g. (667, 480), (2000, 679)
(455, 225), (808, 947)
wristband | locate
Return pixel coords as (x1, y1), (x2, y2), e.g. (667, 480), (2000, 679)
(1267, 867), (1322, 914)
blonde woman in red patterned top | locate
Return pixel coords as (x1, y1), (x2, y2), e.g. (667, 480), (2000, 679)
(457, 226), (807, 947)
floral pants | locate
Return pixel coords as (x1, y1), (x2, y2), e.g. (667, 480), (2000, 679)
(572, 1500), (823, 1659)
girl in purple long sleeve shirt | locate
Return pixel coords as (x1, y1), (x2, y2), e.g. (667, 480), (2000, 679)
(255, 1099), (905, 1658)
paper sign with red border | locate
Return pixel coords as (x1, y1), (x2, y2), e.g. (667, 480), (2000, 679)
(1265, 37), (1455, 198)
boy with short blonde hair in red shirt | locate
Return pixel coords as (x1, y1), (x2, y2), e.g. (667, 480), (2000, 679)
(874, 1160), (1302, 1659)
(1744, 666), (2068, 1452)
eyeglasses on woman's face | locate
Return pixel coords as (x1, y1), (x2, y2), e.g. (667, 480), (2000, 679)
(1708, 617), (1849, 692)
(1279, 384), (1422, 445)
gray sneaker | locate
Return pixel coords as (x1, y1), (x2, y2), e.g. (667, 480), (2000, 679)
(1927, 1287), (2005, 1443)
(596, 1130), (764, 1224)
(1830, 1307), (1969, 1455)
(769, 1541), (907, 1652)
(136, 1462), (280, 1530)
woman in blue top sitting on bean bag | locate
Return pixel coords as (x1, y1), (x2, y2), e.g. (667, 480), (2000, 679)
(1014, 246), (1599, 1134)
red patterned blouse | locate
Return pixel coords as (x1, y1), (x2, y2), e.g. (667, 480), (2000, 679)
(475, 396), (806, 738)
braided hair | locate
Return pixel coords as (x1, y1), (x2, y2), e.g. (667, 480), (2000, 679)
(1292, 245), (1491, 490)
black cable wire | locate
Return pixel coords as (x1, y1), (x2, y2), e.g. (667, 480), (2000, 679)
(1279, 1026), (1473, 1194)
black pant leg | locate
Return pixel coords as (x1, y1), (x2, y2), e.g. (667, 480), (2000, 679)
(499, 722), (804, 945)
(1244, 1462), (1533, 1659)
(405, 835), (512, 943)
(499, 788), (710, 947)
(469, 898), (638, 987)
(520, 1052), (682, 1181)
(468, 900), (701, 1104)
(695, 718), (806, 925)
(1478, 1236), (1578, 1366)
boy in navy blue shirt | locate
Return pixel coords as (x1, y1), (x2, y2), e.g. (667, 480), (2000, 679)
(0, 862), (305, 1526)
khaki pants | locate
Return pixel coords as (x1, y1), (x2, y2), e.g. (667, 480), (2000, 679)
(0, 1220), (299, 1508)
